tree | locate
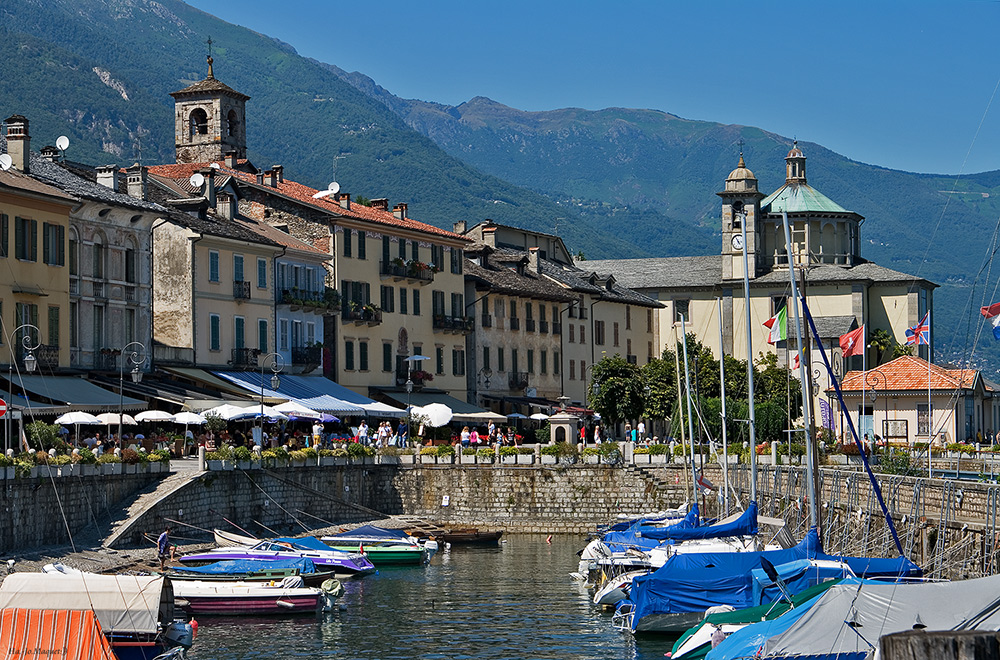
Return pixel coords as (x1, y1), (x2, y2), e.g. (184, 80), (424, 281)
(589, 354), (645, 424)
(26, 421), (62, 451)
(891, 344), (914, 359)
(869, 328), (893, 364)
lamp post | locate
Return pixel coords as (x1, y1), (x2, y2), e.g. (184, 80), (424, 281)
(405, 354), (430, 440)
(478, 366), (492, 408)
(865, 370), (887, 449)
(117, 341), (146, 446)
(259, 353), (283, 445)
(7, 324), (40, 453)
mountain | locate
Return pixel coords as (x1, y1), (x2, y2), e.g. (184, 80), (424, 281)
(0, 0), (641, 259)
(326, 67), (1000, 372)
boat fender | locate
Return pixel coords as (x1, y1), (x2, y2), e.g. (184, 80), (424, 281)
(276, 599), (296, 609)
(321, 579), (345, 598)
(191, 618), (198, 638)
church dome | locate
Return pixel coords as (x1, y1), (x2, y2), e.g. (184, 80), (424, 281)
(727, 154), (756, 182)
(725, 154), (758, 193)
(786, 141), (804, 159)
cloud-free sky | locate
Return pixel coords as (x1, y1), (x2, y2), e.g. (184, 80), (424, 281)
(187, 0), (1000, 175)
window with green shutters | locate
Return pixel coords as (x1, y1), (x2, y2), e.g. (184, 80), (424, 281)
(554, 351), (560, 375)
(47, 306), (59, 347)
(0, 214), (7, 258)
(209, 314), (221, 351)
(209, 251), (219, 282)
(498, 347), (505, 371)
(398, 238), (406, 260)
(345, 340), (355, 370)
(234, 317), (245, 349)
(382, 236), (390, 264)
(512, 349), (519, 373)
(411, 241), (419, 262)
(42, 223), (65, 266)
(257, 258), (267, 289)
(527, 349), (534, 374)
(380, 285), (395, 313)
(399, 287), (408, 314)
(258, 319), (268, 353)
(435, 346), (444, 375)
(343, 228), (352, 257)
(357, 231), (367, 260)
(359, 341), (369, 371)
(412, 290), (421, 316)
(233, 255), (245, 283)
(483, 346), (490, 371)
(382, 343), (392, 372)
(15, 217), (37, 261)
(540, 350), (547, 374)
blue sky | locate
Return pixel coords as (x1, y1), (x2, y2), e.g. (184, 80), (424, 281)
(187, 0), (1000, 175)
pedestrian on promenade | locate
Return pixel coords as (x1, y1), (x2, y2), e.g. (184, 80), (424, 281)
(157, 526), (176, 570)
(594, 426), (602, 445)
(358, 421), (369, 445)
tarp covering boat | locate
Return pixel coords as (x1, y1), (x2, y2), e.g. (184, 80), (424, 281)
(273, 536), (342, 553)
(0, 608), (116, 660)
(757, 574), (1000, 659)
(325, 525), (413, 542)
(641, 502), (757, 541)
(0, 573), (171, 635)
(169, 557), (318, 575)
(603, 505), (700, 550)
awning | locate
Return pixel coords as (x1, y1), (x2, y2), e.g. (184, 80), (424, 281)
(160, 367), (266, 400)
(376, 390), (506, 423)
(0, 609), (116, 660)
(5, 375), (144, 412)
(285, 375), (406, 418)
(6, 393), (68, 415)
(504, 395), (560, 409)
(213, 371), (365, 415)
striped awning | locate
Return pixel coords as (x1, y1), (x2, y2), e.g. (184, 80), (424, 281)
(213, 371), (365, 415)
(0, 609), (116, 660)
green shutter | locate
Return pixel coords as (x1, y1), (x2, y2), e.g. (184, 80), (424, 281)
(58, 226), (65, 266)
(14, 217), (23, 260)
(42, 223), (50, 264)
(30, 220), (37, 262)
(0, 214), (7, 257)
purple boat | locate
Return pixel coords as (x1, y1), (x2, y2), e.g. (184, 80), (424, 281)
(179, 536), (376, 577)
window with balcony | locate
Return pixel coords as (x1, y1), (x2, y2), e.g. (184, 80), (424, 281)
(432, 290), (446, 316)
(382, 236), (390, 264)
(258, 319), (268, 353)
(398, 238), (407, 260)
(233, 255), (244, 283)
(234, 317), (245, 349)
(411, 241), (419, 262)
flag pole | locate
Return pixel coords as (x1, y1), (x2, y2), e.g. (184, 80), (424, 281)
(862, 333), (866, 447)
(927, 311), (933, 479)
(717, 298), (729, 517)
(681, 314), (699, 509)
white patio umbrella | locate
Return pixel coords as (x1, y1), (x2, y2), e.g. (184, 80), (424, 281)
(507, 412), (528, 420)
(96, 412), (137, 426)
(54, 411), (102, 446)
(173, 411), (207, 425)
(529, 413), (550, 421)
(273, 401), (323, 420)
(134, 410), (176, 423)
(201, 404), (257, 421)
(412, 403), (453, 427)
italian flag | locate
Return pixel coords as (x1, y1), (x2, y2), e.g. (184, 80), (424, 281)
(763, 306), (787, 344)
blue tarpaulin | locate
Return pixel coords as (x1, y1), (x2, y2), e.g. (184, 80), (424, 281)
(273, 536), (340, 553)
(170, 558), (317, 575)
(640, 502), (757, 541)
(603, 505), (700, 551)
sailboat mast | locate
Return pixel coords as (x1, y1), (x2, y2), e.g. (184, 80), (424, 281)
(681, 315), (699, 506)
(718, 298), (730, 517)
(780, 211), (819, 528)
(738, 207), (758, 503)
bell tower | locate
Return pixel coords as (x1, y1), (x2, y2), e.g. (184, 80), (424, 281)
(718, 151), (765, 280)
(169, 56), (250, 164)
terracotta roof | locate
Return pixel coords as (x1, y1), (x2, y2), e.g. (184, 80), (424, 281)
(146, 161), (469, 242)
(839, 355), (979, 393)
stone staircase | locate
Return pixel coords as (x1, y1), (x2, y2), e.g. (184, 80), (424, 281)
(631, 465), (688, 501)
(102, 469), (203, 549)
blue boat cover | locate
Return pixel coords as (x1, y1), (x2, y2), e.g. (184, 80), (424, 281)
(603, 505), (700, 551)
(750, 559), (853, 606)
(327, 524), (411, 541)
(170, 558), (317, 575)
(640, 501), (757, 541)
(273, 536), (340, 553)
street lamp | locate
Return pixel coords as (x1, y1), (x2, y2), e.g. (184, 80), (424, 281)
(259, 353), (283, 445)
(7, 324), (40, 453)
(405, 354), (430, 439)
(865, 370), (887, 448)
(118, 341), (146, 446)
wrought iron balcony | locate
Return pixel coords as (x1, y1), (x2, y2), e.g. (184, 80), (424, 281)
(233, 280), (251, 300)
(481, 314), (493, 328)
(95, 349), (119, 371)
(291, 345), (322, 367)
(231, 347), (261, 368)
(525, 319), (536, 332)
(538, 320), (549, 334)
(508, 371), (529, 390)
(342, 306), (383, 326)
(508, 317), (520, 331)
(379, 259), (435, 284)
(433, 315), (474, 334)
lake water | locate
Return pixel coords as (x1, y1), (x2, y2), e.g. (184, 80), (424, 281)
(186, 534), (675, 660)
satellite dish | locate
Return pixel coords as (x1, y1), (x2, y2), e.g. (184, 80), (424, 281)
(328, 181), (340, 195)
(0, 154), (11, 171)
(55, 135), (70, 151)
(209, 163), (221, 169)
(312, 189), (335, 200)
(189, 172), (206, 189)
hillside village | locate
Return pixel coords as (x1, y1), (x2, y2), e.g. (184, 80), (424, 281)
(1, 56), (992, 447)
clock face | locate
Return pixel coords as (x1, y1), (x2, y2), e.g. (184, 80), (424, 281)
(731, 234), (744, 251)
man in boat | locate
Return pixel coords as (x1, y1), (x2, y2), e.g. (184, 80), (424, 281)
(158, 526), (176, 570)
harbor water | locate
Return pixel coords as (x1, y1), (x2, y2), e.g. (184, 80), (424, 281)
(187, 534), (674, 659)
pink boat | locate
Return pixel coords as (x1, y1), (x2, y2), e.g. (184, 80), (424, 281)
(171, 577), (340, 615)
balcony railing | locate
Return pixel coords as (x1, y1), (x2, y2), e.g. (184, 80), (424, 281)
(379, 260), (435, 284)
(552, 322), (562, 335)
(539, 320), (549, 334)
(509, 371), (529, 390)
(231, 347), (261, 368)
(509, 317), (520, 331)
(526, 319), (536, 332)
(93, 281), (106, 299)
(95, 349), (119, 371)
(481, 314), (493, 328)
(291, 345), (322, 367)
(233, 280), (251, 300)
(20, 344), (60, 370)
(433, 315), (474, 334)
(279, 288), (340, 312)
(342, 306), (383, 326)
(124, 286), (136, 302)
(69, 278), (79, 295)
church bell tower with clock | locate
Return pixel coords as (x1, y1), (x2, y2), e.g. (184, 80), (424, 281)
(718, 152), (764, 280)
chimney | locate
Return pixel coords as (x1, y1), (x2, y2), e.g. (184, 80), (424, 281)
(482, 225), (497, 248)
(335, 192), (351, 210)
(198, 167), (216, 208)
(5, 115), (30, 173)
(224, 151), (238, 169)
(370, 198), (389, 212)
(126, 163), (147, 200)
(96, 165), (119, 190)
(217, 193), (234, 221)
(453, 220), (467, 234)
(265, 169), (277, 187)
(528, 247), (541, 273)
(392, 203), (408, 220)
(255, 172), (264, 185)
(40, 146), (59, 162)
(272, 165), (283, 183)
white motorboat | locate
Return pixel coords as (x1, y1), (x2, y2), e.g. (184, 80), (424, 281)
(171, 575), (342, 615)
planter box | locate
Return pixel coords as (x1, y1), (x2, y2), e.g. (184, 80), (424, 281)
(291, 458), (307, 468)
(333, 457), (349, 465)
(399, 454), (415, 464)
(583, 455), (600, 464)
(102, 463), (122, 475)
(516, 454), (534, 465)
(319, 456), (337, 466)
(632, 454), (651, 465)
(436, 455), (454, 465)
(558, 456), (578, 465)
(420, 455), (437, 464)
(124, 464), (138, 474)
(478, 456), (495, 465)
(541, 455), (557, 465)
(207, 460), (224, 471)
(1, 467), (12, 479)
(236, 460), (253, 471)
(363, 457), (376, 465)
(460, 454), (477, 465)
(501, 455), (516, 465)
(379, 456), (402, 465)
(80, 464), (97, 477)
(58, 464), (77, 477)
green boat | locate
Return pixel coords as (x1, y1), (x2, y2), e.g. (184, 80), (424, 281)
(320, 524), (431, 566)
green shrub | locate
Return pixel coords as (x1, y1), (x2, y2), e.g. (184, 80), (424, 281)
(289, 449), (309, 461)
(499, 446), (518, 457)
(540, 444), (561, 456)
(598, 443), (619, 457)
(302, 447), (318, 459)
(462, 447), (477, 455)
(120, 448), (143, 465)
(49, 454), (72, 465)
(377, 446), (402, 457)
(947, 443), (976, 457)
(419, 446), (438, 456)
(648, 443), (670, 455)
(234, 446), (252, 461)
(13, 460), (33, 478)
(74, 449), (97, 465)
(0, 454), (12, 468)
(26, 421), (63, 452)
(536, 423), (552, 445)
(261, 448), (288, 462)
(673, 444), (686, 457)
(517, 446), (534, 455)
(633, 447), (650, 454)
(346, 442), (368, 458)
(97, 453), (121, 464)
(149, 449), (171, 463)
(476, 447), (494, 461)
(582, 447), (600, 456)
(436, 445), (455, 457)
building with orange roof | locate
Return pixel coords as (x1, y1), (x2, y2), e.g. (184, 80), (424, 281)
(835, 355), (995, 446)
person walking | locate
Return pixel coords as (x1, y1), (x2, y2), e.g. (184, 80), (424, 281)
(594, 425), (602, 445)
(358, 420), (369, 445)
(157, 526), (176, 570)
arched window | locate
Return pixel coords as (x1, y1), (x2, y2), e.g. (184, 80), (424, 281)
(227, 110), (239, 137)
(189, 108), (209, 137)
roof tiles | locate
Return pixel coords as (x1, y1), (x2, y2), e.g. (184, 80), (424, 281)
(840, 355), (979, 392)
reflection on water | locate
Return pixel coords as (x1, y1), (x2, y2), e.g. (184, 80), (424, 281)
(188, 534), (674, 660)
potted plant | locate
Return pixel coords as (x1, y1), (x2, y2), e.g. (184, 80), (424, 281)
(436, 444), (455, 464)
(582, 447), (601, 464)
(121, 448), (142, 474)
(476, 446), (495, 464)
(499, 446), (518, 464)
(648, 444), (669, 464)
(51, 454), (74, 477)
(399, 448), (416, 465)
(98, 452), (122, 475)
(516, 446), (534, 465)
(234, 445), (254, 471)
(289, 449), (308, 468)
(206, 447), (234, 471)
(148, 449), (171, 473)
(540, 444), (560, 464)
(378, 446), (402, 465)
(633, 446), (651, 464)
(460, 446), (477, 465)
(0, 454), (13, 479)
(419, 446), (438, 464)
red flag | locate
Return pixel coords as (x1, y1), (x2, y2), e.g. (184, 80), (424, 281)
(982, 303), (1000, 318)
(791, 351), (800, 370)
(840, 326), (865, 358)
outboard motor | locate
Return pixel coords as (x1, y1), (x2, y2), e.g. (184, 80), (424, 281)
(162, 620), (195, 649)
(320, 578), (345, 612)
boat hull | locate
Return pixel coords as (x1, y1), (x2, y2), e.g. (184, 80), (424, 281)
(326, 545), (425, 566)
(178, 592), (321, 615)
(165, 568), (339, 587)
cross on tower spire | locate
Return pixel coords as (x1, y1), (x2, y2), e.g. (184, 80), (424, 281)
(205, 36), (215, 78)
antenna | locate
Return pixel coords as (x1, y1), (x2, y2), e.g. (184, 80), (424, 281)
(0, 154), (11, 171)
(55, 135), (70, 161)
(189, 172), (206, 189)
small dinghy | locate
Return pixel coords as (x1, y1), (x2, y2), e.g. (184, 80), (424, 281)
(172, 575), (343, 615)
